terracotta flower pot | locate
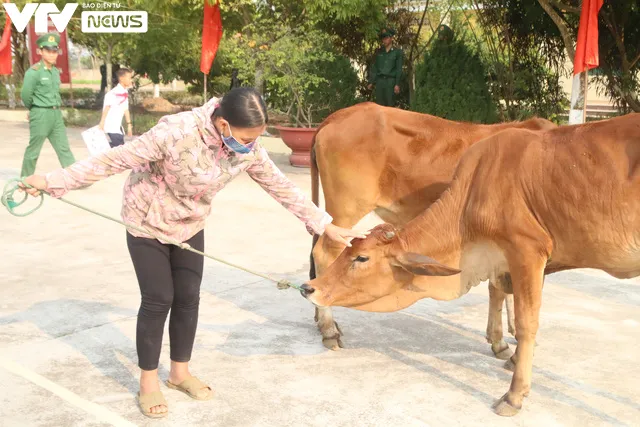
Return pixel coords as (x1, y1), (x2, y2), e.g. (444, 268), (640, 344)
(274, 125), (317, 168)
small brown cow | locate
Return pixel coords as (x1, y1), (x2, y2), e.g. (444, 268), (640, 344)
(303, 113), (640, 416)
(310, 102), (556, 355)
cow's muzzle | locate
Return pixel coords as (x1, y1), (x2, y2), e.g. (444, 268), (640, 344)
(300, 283), (315, 298)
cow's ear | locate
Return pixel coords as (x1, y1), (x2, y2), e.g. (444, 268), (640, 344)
(392, 252), (461, 276)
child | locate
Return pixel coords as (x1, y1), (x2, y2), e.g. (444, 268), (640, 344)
(99, 67), (133, 147)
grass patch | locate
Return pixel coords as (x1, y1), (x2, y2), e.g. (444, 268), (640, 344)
(60, 88), (97, 99)
(72, 80), (101, 85)
(63, 108), (101, 128)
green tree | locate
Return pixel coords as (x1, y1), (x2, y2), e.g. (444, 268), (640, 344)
(460, 0), (568, 121)
(535, 0), (639, 112)
(413, 29), (498, 123)
(53, 1), (136, 92)
(314, 0), (457, 106)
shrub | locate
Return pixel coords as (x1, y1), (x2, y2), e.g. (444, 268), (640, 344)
(303, 53), (361, 124)
(486, 55), (569, 123)
(63, 108), (164, 135)
(161, 91), (204, 107)
(58, 88), (98, 108)
(63, 108), (101, 128)
(413, 36), (498, 123)
(59, 88), (96, 100)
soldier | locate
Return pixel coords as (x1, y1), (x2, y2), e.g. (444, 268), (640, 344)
(20, 32), (76, 177)
(367, 27), (403, 107)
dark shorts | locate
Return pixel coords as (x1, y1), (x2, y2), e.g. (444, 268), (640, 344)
(107, 132), (125, 148)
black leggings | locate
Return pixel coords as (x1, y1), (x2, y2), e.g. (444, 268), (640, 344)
(126, 230), (204, 370)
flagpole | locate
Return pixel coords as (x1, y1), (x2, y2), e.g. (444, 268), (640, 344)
(582, 69), (588, 123)
(204, 73), (207, 102)
(569, 0), (603, 125)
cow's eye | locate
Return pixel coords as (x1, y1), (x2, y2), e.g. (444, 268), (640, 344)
(354, 255), (369, 263)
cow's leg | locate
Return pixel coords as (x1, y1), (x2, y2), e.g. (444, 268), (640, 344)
(311, 200), (378, 350)
(314, 306), (343, 349)
(506, 294), (516, 337)
(486, 280), (513, 360)
(493, 253), (545, 417)
(311, 233), (353, 350)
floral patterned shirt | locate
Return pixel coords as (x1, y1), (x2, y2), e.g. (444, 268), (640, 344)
(44, 97), (333, 243)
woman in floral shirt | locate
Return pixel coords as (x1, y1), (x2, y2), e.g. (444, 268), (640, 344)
(22, 87), (367, 418)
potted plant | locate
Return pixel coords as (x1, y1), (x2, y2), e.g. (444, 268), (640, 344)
(226, 21), (359, 167)
(274, 104), (322, 167)
(263, 31), (334, 167)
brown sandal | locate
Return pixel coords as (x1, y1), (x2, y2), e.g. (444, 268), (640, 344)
(165, 376), (214, 401)
(137, 390), (168, 418)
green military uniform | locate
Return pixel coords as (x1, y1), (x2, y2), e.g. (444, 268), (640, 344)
(20, 33), (75, 177)
(368, 28), (403, 107)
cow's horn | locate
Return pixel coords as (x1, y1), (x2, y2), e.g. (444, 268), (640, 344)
(384, 231), (396, 240)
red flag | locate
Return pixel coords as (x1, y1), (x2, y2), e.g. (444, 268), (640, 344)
(200, 0), (223, 74)
(573, 0), (604, 75)
(0, 12), (12, 75)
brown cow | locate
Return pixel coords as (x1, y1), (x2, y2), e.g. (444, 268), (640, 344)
(310, 102), (556, 355)
(302, 113), (640, 416)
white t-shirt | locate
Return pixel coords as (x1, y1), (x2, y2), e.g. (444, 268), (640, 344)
(102, 84), (129, 134)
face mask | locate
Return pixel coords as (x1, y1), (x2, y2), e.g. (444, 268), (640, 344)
(221, 126), (255, 154)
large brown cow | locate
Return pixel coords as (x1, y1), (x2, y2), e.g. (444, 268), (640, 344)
(310, 102), (556, 355)
(302, 113), (640, 416)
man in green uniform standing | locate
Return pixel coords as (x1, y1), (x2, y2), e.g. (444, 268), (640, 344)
(20, 33), (76, 177)
(368, 27), (403, 107)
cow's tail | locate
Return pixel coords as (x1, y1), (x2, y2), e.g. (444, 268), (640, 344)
(309, 128), (321, 280)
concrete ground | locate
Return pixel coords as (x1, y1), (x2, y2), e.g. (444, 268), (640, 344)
(0, 119), (638, 427)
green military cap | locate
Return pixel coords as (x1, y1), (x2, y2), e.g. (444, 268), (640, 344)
(37, 33), (60, 48)
(379, 27), (396, 39)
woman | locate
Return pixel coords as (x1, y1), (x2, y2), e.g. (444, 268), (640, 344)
(21, 87), (367, 418)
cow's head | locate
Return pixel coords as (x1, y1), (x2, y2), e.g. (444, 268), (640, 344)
(301, 223), (461, 308)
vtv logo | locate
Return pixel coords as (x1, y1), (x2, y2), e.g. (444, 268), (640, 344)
(2, 3), (79, 33)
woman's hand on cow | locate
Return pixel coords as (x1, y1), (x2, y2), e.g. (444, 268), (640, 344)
(324, 223), (370, 247)
(18, 175), (47, 197)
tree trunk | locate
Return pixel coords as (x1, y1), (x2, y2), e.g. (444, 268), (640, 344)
(624, 94), (640, 112)
(254, 65), (264, 94)
(11, 28), (30, 83)
(2, 75), (16, 109)
(106, 42), (114, 91)
(615, 83), (640, 112)
(408, 62), (416, 106)
(537, 0), (576, 62)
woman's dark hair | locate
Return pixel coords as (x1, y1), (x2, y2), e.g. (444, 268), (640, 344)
(212, 87), (268, 128)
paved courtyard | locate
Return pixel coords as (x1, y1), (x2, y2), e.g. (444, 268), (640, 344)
(0, 118), (638, 426)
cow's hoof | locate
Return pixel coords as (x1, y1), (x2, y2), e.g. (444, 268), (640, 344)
(492, 394), (521, 417)
(508, 326), (516, 337)
(322, 335), (343, 351)
(491, 341), (513, 360)
(503, 356), (516, 372)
